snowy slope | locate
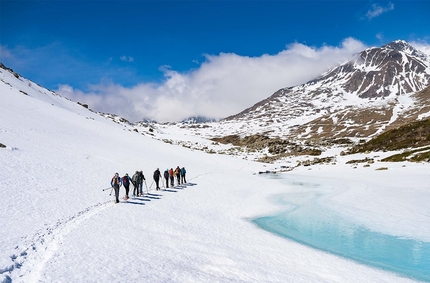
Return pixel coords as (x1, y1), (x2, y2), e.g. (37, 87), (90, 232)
(1, 65), (430, 283)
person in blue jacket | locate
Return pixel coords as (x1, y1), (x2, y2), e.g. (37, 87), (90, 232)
(111, 172), (122, 203)
(180, 167), (187, 184)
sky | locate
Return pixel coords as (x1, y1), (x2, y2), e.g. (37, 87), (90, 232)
(1, 0), (430, 122)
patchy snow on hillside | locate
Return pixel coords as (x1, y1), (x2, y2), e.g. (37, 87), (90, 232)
(210, 41), (430, 140)
(1, 66), (430, 283)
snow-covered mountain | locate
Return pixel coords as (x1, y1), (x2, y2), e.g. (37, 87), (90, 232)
(204, 40), (430, 139)
(181, 116), (218, 124)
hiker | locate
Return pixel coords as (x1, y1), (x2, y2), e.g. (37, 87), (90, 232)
(169, 168), (174, 187)
(132, 171), (140, 197)
(164, 169), (169, 188)
(180, 167), (187, 184)
(122, 173), (132, 200)
(175, 166), (181, 185)
(110, 172), (122, 204)
(153, 168), (161, 190)
(138, 171), (146, 196)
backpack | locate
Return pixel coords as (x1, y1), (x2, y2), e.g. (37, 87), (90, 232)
(122, 176), (129, 185)
(112, 175), (120, 185)
(132, 173), (138, 183)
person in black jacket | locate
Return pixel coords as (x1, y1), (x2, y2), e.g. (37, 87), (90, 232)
(122, 173), (132, 200)
(131, 171), (139, 197)
(153, 168), (161, 190)
(163, 169), (169, 188)
(138, 170), (146, 196)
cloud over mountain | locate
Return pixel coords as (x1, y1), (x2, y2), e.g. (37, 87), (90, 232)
(58, 38), (367, 122)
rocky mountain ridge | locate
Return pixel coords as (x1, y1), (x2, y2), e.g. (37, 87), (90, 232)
(205, 40), (430, 140)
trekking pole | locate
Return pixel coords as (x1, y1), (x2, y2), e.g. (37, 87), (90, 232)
(102, 187), (112, 191)
(133, 181), (137, 197)
(109, 187), (114, 196)
(144, 180), (149, 194)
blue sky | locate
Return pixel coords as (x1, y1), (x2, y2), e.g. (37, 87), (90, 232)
(1, 0), (430, 122)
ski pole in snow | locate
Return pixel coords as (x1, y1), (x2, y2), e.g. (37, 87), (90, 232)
(144, 180), (149, 194)
(109, 187), (114, 196)
(102, 187), (112, 191)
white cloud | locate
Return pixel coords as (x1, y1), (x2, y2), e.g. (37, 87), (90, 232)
(365, 3), (394, 20)
(120, 56), (134, 62)
(57, 38), (367, 123)
(0, 45), (13, 60)
(410, 41), (430, 57)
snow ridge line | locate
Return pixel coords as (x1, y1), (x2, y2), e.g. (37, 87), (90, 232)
(6, 200), (112, 283)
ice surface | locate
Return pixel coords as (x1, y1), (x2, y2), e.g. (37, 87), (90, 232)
(253, 174), (430, 282)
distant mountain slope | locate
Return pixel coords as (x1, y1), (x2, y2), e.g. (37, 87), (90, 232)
(350, 116), (430, 153)
(0, 63), (100, 119)
(215, 40), (430, 140)
(181, 116), (218, 124)
(347, 116), (430, 163)
(0, 63), (158, 136)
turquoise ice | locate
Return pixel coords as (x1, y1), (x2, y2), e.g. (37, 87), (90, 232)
(253, 175), (430, 282)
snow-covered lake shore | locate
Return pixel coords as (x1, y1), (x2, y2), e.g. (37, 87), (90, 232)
(254, 166), (430, 282)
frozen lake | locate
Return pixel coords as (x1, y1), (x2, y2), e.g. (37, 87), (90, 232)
(253, 174), (430, 282)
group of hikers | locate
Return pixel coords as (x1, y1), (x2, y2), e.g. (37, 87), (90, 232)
(110, 166), (187, 203)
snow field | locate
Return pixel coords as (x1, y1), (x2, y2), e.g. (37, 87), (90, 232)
(1, 68), (429, 282)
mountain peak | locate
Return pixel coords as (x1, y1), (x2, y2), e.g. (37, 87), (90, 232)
(381, 40), (425, 58)
(382, 39), (411, 50)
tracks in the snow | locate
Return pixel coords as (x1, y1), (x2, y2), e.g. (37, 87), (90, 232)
(5, 182), (198, 282)
(6, 200), (112, 283)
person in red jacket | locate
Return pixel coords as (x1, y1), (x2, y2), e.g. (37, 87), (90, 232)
(175, 166), (181, 185)
(169, 168), (174, 187)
